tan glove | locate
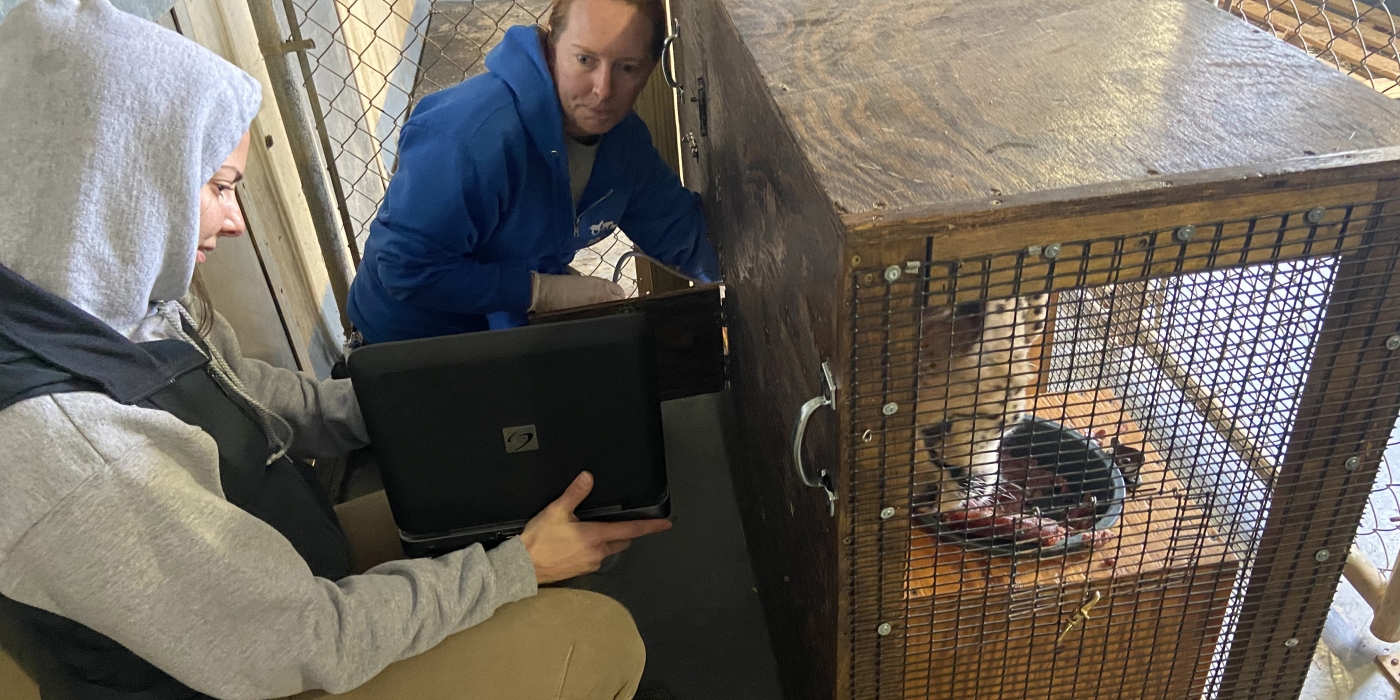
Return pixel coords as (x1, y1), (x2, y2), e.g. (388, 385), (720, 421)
(529, 272), (626, 313)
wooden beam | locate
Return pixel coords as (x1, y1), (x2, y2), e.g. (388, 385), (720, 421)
(1373, 546), (1400, 642)
(174, 0), (347, 373)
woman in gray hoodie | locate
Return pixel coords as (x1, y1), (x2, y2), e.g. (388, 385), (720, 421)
(0, 0), (665, 698)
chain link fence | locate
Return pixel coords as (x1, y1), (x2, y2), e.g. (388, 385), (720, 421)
(1216, 0), (1400, 97)
(288, 0), (639, 297)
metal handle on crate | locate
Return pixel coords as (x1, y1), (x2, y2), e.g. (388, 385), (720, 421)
(661, 18), (683, 91)
(791, 362), (838, 516)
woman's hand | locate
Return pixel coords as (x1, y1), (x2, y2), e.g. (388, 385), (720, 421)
(519, 471), (671, 584)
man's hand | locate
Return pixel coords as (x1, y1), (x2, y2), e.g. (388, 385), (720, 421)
(529, 272), (626, 313)
(520, 471), (672, 584)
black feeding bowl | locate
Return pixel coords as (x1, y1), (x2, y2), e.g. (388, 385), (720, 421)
(919, 417), (1126, 558)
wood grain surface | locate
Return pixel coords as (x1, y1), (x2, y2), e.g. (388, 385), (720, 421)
(718, 0), (1400, 218)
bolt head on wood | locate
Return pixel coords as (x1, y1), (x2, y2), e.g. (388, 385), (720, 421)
(881, 507), (896, 520)
(882, 402), (899, 416)
(877, 623), (893, 636)
(1306, 207), (1326, 224)
(884, 265), (902, 283)
(1285, 638), (1300, 648)
(1315, 549), (1330, 563)
(1042, 243), (1062, 260)
(1346, 457), (1361, 470)
(1387, 335), (1400, 351)
(1175, 225), (1195, 243)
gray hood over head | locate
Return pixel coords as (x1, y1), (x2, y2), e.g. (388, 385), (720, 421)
(0, 0), (260, 339)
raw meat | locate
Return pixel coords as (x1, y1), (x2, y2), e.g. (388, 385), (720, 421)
(937, 452), (1113, 551)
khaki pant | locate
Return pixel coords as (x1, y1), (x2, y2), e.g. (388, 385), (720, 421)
(0, 491), (645, 700)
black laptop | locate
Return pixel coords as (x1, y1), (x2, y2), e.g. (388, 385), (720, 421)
(347, 313), (669, 557)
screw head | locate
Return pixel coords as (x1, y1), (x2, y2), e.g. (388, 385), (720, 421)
(851, 255), (861, 266)
(1306, 207), (1326, 224)
(882, 402), (899, 416)
(1315, 549), (1331, 563)
(1346, 456), (1361, 470)
(884, 265), (902, 283)
(1285, 638), (1300, 648)
(1042, 243), (1062, 260)
(1175, 225), (1195, 243)
(877, 622), (893, 636)
(881, 507), (896, 520)
(1387, 335), (1400, 351)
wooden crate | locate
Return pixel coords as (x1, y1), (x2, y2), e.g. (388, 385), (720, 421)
(667, 0), (1400, 697)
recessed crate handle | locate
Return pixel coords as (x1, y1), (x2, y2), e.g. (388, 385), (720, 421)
(791, 361), (838, 516)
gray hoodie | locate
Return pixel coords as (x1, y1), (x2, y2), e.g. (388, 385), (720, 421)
(0, 1), (537, 697)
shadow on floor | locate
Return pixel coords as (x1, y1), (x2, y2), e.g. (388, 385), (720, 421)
(569, 392), (783, 700)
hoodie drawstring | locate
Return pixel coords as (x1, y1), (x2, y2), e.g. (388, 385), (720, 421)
(159, 302), (293, 466)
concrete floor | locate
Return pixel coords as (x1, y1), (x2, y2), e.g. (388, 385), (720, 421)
(571, 392), (783, 700)
(1300, 577), (1398, 700)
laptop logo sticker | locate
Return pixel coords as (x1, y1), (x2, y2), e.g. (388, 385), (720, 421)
(502, 425), (539, 453)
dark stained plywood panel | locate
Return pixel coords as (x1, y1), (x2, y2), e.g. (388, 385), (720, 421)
(529, 286), (726, 402)
(718, 0), (1400, 217)
(675, 0), (856, 697)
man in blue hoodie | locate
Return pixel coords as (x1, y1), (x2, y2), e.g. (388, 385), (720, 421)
(347, 0), (719, 343)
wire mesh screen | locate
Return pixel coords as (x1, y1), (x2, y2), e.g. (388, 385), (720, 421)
(846, 196), (1400, 699)
(286, 0), (640, 294)
(1214, 0), (1399, 97)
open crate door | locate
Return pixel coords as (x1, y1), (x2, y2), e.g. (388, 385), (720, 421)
(529, 286), (727, 401)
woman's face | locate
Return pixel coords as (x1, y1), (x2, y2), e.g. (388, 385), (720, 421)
(548, 0), (656, 138)
(196, 132), (250, 264)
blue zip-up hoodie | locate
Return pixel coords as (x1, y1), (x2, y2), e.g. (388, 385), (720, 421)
(347, 25), (719, 343)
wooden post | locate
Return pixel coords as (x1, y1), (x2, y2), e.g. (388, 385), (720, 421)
(1372, 548), (1400, 642)
(1346, 548), (1387, 611)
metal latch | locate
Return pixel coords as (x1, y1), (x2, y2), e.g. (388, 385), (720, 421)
(1057, 590), (1103, 645)
(691, 75), (709, 138)
(260, 38), (316, 56)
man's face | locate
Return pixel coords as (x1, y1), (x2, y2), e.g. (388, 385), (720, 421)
(548, 0), (656, 138)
